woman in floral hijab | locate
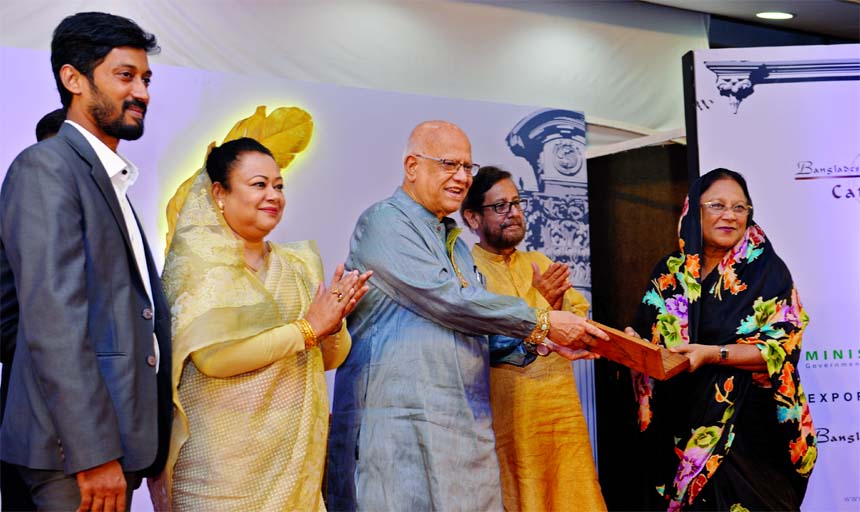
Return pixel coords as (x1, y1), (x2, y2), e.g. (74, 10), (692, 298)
(628, 168), (817, 511)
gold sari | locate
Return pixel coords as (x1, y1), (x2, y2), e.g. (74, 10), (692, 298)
(150, 170), (348, 511)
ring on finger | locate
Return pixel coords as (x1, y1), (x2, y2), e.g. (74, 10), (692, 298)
(330, 289), (341, 296)
(336, 292), (344, 302)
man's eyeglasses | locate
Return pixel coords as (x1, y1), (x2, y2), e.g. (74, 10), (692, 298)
(414, 154), (480, 176)
(481, 199), (528, 215)
(701, 201), (753, 216)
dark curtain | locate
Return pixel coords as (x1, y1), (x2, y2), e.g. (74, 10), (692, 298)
(588, 144), (689, 511)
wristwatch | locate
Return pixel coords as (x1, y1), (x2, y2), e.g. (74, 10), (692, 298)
(719, 345), (729, 361)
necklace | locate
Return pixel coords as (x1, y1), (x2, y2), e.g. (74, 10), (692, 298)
(245, 243), (270, 273)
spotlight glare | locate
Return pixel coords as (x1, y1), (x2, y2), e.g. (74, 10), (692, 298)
(755, 11), (795, 20)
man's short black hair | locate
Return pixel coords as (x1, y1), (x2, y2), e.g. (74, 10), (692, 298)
(35, 108), (66, 141)
(461, 165), (513, 218)
(51, 12), (159, 109)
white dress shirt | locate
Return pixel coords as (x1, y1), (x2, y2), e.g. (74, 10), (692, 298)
(66, 120), (159, 371)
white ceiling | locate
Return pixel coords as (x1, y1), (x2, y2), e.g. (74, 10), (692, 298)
(642, 0), (859, 40)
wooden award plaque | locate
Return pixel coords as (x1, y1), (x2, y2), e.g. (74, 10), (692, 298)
(584, 320), (689, 380)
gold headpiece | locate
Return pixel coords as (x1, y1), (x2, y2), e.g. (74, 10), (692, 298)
(164, 106), (314, 255)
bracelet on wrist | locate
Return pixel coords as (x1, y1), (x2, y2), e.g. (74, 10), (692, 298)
(523, 308), (551, 356)
(296, 318), (319, 349)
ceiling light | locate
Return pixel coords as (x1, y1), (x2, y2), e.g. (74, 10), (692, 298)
(755, 11), (795, 20)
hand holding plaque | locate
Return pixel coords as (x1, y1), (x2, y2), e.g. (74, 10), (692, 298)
(546, 310), (609, 351)
(576, 321), (689, 380)
(544, 339), (601, 361)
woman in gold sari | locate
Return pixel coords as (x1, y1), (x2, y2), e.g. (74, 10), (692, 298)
(152, 137), (370, 510)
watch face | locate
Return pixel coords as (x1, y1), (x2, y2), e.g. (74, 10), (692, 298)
(536, 343), (551, 356)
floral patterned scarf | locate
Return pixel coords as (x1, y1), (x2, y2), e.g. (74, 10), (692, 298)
(631, 174), (817, 510)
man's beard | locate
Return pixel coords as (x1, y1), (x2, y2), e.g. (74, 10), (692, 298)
(483, 220), (526, 250)
(88, 81), (146, 141)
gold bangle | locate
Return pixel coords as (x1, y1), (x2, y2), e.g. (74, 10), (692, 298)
(524, 308), (550, 346)
(296, 318), (318, 349)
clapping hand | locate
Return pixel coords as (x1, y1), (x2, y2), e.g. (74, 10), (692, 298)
(304, 264), (372, 338)
(531, 262), (571, 310)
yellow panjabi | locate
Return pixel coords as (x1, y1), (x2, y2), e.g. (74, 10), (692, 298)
(472, 244), (607, 512)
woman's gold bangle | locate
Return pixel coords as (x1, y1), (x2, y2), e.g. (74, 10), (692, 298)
(296, 318), (318, 349)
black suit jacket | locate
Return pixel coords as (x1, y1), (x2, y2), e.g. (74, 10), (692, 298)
(0, 123), (171, 476)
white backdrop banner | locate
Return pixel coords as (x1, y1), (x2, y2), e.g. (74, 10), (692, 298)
(689, 44), (860, 512)
(0, 46), (595, 510)
(0, 0), (707, 134)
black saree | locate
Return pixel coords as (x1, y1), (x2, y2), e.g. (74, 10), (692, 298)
(630, 174), (817, 511)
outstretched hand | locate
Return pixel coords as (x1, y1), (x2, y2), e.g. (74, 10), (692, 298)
(669, 344), (717, 372)
(547, 311), (609, 350)
(624, 327), (641, 339)
(304, 263), (372, 338)
(626, 327), (718, 373)
(544, 339), (599, 361)
(531, 262), (571, 310)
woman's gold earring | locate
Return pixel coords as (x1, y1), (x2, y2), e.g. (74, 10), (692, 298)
(218, 201), (225, 214)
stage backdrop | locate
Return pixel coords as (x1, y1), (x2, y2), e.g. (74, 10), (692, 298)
(685, 44), (860, 512)
(0, 46), (595, 509)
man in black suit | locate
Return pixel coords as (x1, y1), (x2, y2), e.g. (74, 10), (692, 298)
(0, 12), (171, 512)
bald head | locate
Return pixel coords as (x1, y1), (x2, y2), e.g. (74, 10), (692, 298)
(402, 121), (470, 165)
(401, 120), (475, 219)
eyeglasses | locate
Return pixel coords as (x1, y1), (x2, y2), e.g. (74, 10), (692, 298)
(701, 201), (753, 216)
(481, 199), (528, 215)
(413, 154), (480, 176)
